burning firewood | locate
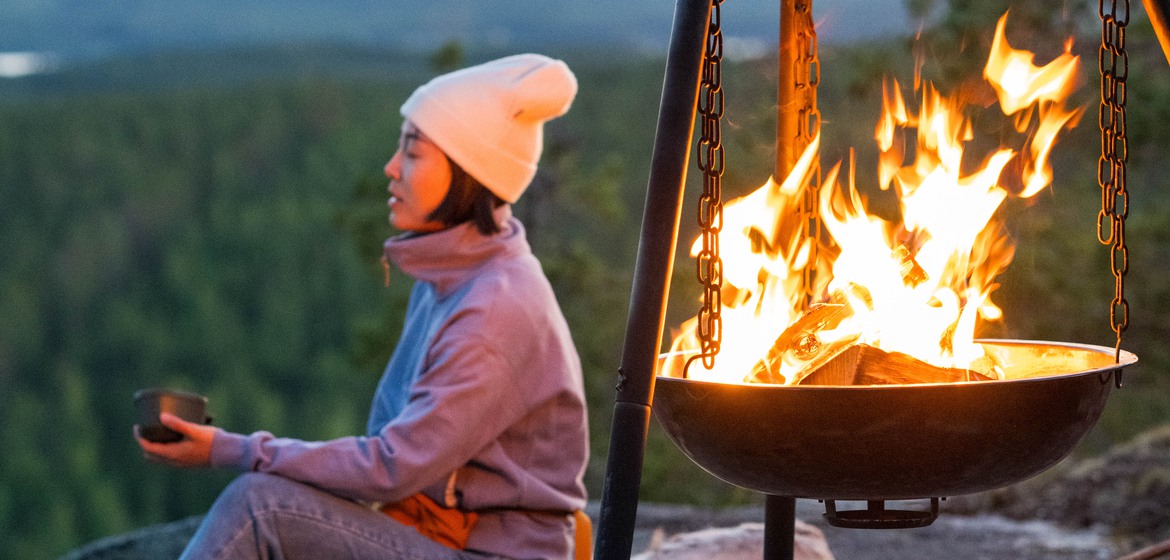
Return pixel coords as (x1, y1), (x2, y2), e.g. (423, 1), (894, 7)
(892, 243), (928, 287)
(747, 289), (862, 384)
(798, 343), (995, 386)
(747, 273), (997, 386)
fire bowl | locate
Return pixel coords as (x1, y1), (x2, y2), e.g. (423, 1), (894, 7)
(653, 339), (1136, 500)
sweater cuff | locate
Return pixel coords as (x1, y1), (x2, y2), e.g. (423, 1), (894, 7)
(209, 429), (249, 470)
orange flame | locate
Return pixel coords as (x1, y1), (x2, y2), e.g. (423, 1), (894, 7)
(667, 13), (1083, 385)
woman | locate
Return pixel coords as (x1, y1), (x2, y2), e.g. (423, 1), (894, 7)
(136, 54), (589, 560)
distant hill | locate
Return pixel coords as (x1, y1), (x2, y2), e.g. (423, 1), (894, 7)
(0, 43), (662, 102)
(0, 0), (916, 63)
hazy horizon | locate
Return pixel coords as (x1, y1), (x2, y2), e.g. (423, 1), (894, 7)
(0, 0), (918, 66)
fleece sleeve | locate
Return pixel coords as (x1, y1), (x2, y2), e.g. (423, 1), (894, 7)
(208, 324), (532, 504)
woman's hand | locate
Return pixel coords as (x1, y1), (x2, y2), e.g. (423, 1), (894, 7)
(134, 412), (217, 468)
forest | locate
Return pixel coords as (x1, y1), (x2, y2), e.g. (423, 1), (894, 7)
(3, 2), (1170, 558)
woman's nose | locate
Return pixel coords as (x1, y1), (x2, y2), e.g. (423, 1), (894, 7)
(384, 153), (401, 181)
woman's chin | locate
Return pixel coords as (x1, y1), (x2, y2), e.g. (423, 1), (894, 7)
(388, 211), (408, 229)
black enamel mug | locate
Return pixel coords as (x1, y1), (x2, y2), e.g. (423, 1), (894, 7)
(133, 388), (211, 443)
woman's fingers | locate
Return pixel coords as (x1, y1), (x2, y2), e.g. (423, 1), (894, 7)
(132, 413), (216, 468)
(158, 412), (197, 435)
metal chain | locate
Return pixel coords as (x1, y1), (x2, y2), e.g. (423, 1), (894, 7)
(795, 1), (823, 306)
(693, 0), (726, 371)
(1098, 0), (1130, 360)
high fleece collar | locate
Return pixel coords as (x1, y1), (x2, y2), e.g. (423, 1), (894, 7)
(383, 205), (528, 296)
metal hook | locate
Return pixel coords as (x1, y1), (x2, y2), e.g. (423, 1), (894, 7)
(1096, 368), (1124, 388)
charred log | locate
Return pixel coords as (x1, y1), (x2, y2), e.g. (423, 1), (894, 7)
(799, 344), (994, 386)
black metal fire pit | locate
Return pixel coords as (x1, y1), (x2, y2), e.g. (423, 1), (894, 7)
(592, 0), (1157, 556)
(654, 339), (1135, 500)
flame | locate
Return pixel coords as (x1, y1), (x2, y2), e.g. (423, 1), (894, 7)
(667, 13), (1083, 385)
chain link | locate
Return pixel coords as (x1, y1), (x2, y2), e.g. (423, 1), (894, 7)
(1098, 0), (1130, 360)
(692, 0), (726, 371)
(793, 0), (823, 306)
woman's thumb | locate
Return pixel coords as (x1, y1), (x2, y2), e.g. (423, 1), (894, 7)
(158, 412), (194, 434)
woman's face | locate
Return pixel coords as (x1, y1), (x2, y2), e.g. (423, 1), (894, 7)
(384, 123), (452, 233)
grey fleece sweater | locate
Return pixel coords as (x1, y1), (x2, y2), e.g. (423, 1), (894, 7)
(209, 206), (589, 559)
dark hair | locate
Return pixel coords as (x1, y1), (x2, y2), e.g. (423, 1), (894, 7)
(427, 157), (506, 235)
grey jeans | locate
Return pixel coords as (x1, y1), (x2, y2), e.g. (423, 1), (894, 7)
(179, 472), (497, 560)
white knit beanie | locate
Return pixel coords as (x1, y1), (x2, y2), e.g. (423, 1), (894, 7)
(399, 53), (578, 204)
